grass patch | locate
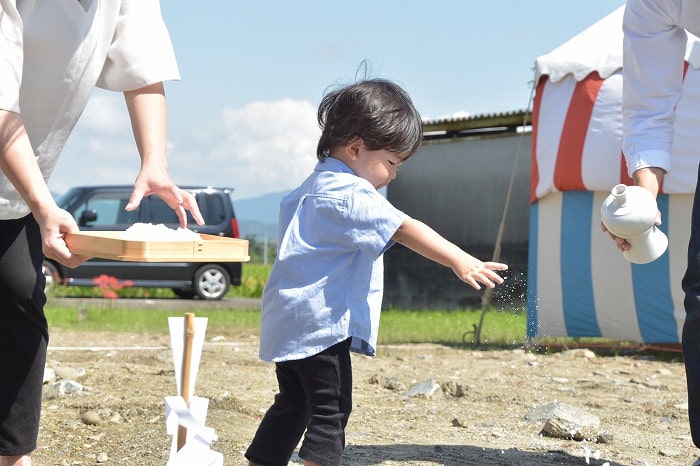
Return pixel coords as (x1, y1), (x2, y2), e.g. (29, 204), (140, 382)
(45, 304), (528, 347)
(45, 304), (674, 358)
(46, 306), (261, 335)
(228, 263), (271, 298)
(378, 308), (526, 347)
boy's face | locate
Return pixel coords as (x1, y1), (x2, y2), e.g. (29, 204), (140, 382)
(349, 143), (408, 190)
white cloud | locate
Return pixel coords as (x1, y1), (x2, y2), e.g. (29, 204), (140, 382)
(79, 92), (130, 134)
(50, 97), (321, 200)
(167, 99), (320, 199)
(48, 92), (140, 194)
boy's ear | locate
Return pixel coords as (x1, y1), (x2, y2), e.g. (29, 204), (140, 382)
(346, 137), (363, 160)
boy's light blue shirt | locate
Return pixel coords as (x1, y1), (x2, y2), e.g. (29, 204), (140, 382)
(259, 157), (408, 362)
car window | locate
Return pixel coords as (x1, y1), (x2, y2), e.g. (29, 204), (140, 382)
(72, 191), (140, 227)
(147, 196), (182, 225)
(201, 193), (227, 224)
(147, 193), (229, 226)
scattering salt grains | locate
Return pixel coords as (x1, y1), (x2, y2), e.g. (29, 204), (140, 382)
(123, 223), (201, 241)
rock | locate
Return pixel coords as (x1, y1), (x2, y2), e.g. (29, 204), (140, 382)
(452, 417), (468, 427)
(403, 379), (441, 398)
(441, 380), (468, 397)
(524, 402), (562, 422)
(658, 448), (681, 457)
(97, 452), (109, 463)
(55, 366), (86, 380)
(525, 401), (601, 441)
(42, 380), (84, 400)
(80, 411), (101, 426)
(629, 378), (668, 390)
(108, 411), (123, 423)
(560, 348), (597, 359)
(43, 367), (56, 384)
(368, 374), (405, 391)
(382, 377), (405, 391)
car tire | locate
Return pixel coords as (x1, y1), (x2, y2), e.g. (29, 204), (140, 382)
(43, 261), (61, 291)
(193, 264), (230, 300)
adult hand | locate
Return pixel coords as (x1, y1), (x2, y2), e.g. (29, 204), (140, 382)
(38, 206), (91, 268)
(125, 169), (204, 228)
(601, 167), (664, 253)
(122, 83), (204, 228)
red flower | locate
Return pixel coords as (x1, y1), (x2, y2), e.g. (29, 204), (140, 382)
(91, 274), (133, 298)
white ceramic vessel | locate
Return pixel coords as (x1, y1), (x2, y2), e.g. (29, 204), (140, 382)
(600, 184), (668, 264)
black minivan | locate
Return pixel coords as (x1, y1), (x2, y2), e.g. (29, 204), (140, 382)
(44, 185), (243, 300)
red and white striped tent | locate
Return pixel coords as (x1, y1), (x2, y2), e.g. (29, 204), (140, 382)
(527, 6), (700, 343)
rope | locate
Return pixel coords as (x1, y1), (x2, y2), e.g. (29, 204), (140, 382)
(471, 80), (536, 347)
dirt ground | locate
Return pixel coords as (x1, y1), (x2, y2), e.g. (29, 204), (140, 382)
(34, 327), (699, 466)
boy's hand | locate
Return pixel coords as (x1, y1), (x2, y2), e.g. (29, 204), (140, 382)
(452, 258), (508, 291)
(392, 217), (508, 290)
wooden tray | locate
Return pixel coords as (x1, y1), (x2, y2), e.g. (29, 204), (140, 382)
(65, 231), (250, 262)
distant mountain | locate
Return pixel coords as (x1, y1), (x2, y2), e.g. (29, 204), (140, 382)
(238, 218), (278, 239)
(233, 190), (288, 239)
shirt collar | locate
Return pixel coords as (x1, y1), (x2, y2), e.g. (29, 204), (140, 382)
(314, 157), (355, 175)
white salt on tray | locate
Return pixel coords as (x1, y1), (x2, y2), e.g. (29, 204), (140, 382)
(123, 223), (202, 241)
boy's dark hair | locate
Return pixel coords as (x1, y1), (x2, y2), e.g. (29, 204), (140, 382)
(316, 79), (423, 161)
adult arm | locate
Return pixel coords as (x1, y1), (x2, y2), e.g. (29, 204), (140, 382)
(123, 82), (204, 227)
(0, 111), (88, 267)
(391, 217), (507, 290)
(606, 0), (683, 251)
(621, 0), (685, 178)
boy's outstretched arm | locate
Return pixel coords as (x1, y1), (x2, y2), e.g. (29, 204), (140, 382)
(391, 217), (508, 290)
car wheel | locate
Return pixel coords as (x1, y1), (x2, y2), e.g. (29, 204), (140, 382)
(172, 288), (195, 299)
(43, 261), (61, 291)
(193, 264), (230, 300)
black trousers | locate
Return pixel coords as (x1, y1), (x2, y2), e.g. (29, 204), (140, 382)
(685, 164), (700, 448)
(0, 215), (48, 456)
(245, 338), (353, 466)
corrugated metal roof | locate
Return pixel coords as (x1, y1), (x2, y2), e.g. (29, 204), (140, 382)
(422, 109), (531, 139)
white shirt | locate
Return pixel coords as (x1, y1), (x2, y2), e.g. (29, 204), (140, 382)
(622, 0), (700, 177)
(0, 0), (179, 219)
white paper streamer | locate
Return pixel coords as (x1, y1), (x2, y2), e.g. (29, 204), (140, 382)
(165, 316), (222, 465)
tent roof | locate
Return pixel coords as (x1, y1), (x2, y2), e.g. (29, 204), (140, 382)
(534, 5), (700, 83)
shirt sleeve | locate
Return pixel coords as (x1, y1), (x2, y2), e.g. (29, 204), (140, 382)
(97, 0), (180, 91)
(0, 0), (23, 113)
(348, 181), (408, 258)
(621, 0), (685, 176)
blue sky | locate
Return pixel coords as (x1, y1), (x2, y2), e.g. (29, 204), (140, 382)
(49, 1), (625, 201)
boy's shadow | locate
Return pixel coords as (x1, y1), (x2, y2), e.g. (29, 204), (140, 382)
(336, 443), (626, 466)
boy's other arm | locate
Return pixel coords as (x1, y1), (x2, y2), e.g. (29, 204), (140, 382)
(391, 217), (508, 290)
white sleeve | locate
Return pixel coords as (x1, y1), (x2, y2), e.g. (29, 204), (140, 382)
(97, 0), (180, 91)
(621, 0), (685, 176)
(0, 0), (22, 113)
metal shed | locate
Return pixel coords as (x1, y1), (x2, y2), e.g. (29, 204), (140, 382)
(383, 111), (532, 310)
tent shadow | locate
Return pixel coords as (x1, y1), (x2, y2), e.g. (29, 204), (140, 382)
(341, 443), (626, 465)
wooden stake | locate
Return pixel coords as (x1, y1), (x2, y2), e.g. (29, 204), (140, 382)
(177, 312), (196, 451)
